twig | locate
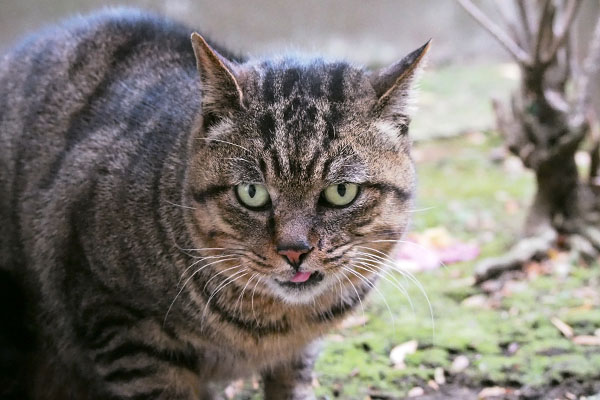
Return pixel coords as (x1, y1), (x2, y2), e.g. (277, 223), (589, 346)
(534, 0), (554, 64)
(577, 15), (600, 116)
(515, 0), (533, 48)
(543, 0), (583, 63)
(492, 1), (527, 49)
(456, 0), (530, 64)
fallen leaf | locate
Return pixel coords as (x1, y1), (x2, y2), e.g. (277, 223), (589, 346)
(507, 342), (519, 355)
(550, 317), (574, 338)
(393, 227), (480, 272)
(434, 367), (446, 385)
(461, 294), (491, 309)
(478, 386), (508, 398)
(450, 355), (469, 374)
(390, 339), (418, 369)
(408, 387), (425, 397)
(438, 242), (480, 264)
(573, 335), (600, 346)
(428, 380), (440, 391)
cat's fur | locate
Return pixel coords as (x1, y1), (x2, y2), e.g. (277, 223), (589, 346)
(0, 8), (428, 400)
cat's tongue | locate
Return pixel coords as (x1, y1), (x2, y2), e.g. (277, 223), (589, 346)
(290, 271), (312, 283)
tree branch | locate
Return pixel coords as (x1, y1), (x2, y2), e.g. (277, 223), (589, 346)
(534, 0), (554, 64)
(515, 0), (533, 49)
(543, 0), (583, 63)
(456, 0), (531, 64)
(577, 14), (600, 115)
(493, 1), (527, 50)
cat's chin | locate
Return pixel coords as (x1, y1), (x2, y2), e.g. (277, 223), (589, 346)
(266, 272), (332, 304)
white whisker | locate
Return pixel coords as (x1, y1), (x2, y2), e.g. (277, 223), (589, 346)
(177, 256), (237, 288)
(164, 199), (196, 210)
(234, 273), (258, 315)
(163, 257), (239, 326)
(251, 276), (263, 324)
(343, 265), (396, 333)
(201, 269), (249, 322)
(197, 137), (253, 154)
(338, 270), (366, 325)
(355, 245), (435, 340)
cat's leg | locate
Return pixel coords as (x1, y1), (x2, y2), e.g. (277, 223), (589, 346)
(262, 343), (319, 400)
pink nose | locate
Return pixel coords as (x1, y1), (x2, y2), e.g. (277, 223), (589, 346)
(278, 247), (312, 268)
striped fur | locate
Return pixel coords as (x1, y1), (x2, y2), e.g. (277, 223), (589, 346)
(0, 9), (428, 400)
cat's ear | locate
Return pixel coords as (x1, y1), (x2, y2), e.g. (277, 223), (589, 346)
(370, 40), (431, 122)
(190, 33), (245, 116)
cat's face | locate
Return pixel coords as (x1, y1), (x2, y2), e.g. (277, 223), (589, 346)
(186, 35), (427, 304)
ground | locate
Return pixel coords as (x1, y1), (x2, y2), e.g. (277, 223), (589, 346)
(224, 66), (600, 400)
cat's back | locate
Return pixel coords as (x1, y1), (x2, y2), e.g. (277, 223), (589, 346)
(0, 8), (198, 166)
(0, 9), (200, 270)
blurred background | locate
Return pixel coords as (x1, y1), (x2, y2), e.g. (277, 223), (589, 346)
(2, 1), (600, 399)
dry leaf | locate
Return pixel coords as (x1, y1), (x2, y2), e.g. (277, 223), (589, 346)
(428, 380), (440, 391)
(434, 367), (446, 385)
(408, 387), (425, 397)
(478, 386), (508, 398)
(461, 294), (490, 309)
(390, 339), (418, 369)
(573, 335), (600, 346)
(550, 317), (574, 338)
(450, 355), (469, 373)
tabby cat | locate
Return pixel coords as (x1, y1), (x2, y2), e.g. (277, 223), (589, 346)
(0, 8), (428, 400)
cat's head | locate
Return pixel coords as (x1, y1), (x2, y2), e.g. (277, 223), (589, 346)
(185, 34), (428, 304)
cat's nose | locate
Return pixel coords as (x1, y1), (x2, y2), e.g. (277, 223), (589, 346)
(277, 244), (312, 270)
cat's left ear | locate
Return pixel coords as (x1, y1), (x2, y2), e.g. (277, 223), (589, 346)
(191, 33), (245, 116)
(370, 40), (431, 121)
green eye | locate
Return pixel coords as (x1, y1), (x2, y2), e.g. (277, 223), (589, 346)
(322, 183), (359, 207)
(235, 183), (270, 209)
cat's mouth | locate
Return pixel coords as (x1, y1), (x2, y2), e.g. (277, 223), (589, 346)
(275, 271), (324, 290)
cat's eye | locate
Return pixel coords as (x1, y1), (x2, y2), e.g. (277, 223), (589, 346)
(322, 183), (359, 207)
(235, 183), (271, 210)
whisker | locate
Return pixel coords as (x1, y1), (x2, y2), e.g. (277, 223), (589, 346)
(343, 266), (396, 334)
(201, 269), (249, 322)
(163, 257), (239, 326)
(354, 246), (435, 340)
(405, 206), (436, 213)
(197, 137), (253, 154)
(202, 264), (244, 293)
(164, 199), (197, 210)
(251, 276), (264, 325)
(333, 273), (346, 311)
(338, 270), (366, 325)
(234, 273), (258, 315)
(352, 261), (415, 313)
(177, 255), (238, 288)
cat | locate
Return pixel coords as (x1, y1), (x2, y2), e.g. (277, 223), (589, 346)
(0, 8), (428, 400)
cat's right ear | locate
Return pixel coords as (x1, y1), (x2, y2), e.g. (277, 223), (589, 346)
(190, 33), (245, 117)
(369, 40), (430, 125)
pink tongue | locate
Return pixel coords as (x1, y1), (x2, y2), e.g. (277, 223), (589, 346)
(290, 271), (312, 283)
